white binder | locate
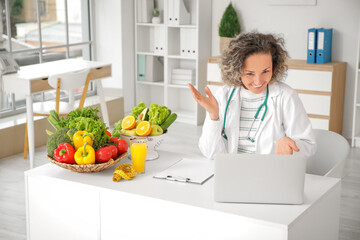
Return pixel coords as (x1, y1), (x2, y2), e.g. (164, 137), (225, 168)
(153, 158), (214, 184)
(168, 0), (190, 25)
(180, 28), (197, 57)
(153, 27), (165, 54)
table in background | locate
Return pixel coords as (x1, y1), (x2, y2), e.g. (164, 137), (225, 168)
(2, 59), (111, 168)
(25, 151), (341, 240)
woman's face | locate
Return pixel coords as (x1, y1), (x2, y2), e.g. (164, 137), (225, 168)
(241, 53), (273, 94)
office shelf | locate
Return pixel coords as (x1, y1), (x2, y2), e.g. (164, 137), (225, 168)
(134, 0), (211, 125)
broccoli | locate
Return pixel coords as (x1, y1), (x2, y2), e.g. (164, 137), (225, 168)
(46, 127), (74, 158)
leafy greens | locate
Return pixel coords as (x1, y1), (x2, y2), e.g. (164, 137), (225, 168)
(148, 104), (169, 126)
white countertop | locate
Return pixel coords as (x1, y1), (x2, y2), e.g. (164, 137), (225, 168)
(25, 150), (341, 228)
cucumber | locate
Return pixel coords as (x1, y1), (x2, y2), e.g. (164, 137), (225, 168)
(160, 113), (177, 132)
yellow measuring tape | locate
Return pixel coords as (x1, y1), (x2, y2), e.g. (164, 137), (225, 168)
(113, 164), (137, 182)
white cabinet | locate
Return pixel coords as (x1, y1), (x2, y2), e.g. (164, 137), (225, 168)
(134, 0), (211, 125)
(286, 59), (346, 134)
(26, 175), (100, 240)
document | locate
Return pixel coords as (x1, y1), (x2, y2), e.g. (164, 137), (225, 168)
(153, 158), (214, 184)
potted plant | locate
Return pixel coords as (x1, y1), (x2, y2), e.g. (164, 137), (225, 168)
(218, 3), (241, 54)
(152, 8), (161, 24)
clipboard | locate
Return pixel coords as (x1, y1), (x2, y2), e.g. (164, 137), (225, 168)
(153, 158), (214, 184)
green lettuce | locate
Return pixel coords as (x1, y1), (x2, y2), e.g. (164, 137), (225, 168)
(68, 117), (110, 150)
(111, 118), (123, 138)
(148, 104), (169, 126)
(131, 101), (146, 118)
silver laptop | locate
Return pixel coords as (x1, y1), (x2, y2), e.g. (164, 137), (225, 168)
(214, 153), (307, 204)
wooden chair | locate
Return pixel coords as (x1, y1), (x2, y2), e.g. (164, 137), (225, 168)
(24, 68), (91, 159)
(306, 129), (350, 178)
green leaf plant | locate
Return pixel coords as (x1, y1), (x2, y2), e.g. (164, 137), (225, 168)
(218, 3), (241, 38)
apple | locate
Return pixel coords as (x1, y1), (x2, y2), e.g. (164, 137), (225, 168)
(150, 125), (163, 136)
(122, 129), (137, 136)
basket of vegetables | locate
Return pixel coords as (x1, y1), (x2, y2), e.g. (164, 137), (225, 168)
(46, 107), (128, 173)
(112, 102), (177, 160)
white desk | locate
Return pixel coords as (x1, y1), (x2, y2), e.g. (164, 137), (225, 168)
(25, 151), (341, 240)
(2, 59), (111, 168)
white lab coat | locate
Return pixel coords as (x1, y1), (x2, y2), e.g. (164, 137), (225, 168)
(199, 82), (316, 159)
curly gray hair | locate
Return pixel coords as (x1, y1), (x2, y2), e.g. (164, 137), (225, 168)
(220, 32), (288, 87)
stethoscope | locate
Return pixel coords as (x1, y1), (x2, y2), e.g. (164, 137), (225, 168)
(221, 85), (269, 142)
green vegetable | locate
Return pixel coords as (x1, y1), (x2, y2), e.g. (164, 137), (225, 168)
(137, 108), (149, 121)
(160, 113), (177, 132)
(112, 118), (123, 138)
(47, 107), (101, 131)
(148, 104), (170, 126)
(61, 107), (101, 128)
(46, 127), (74, 158)
(131, 101), (146, 118)
(48, 110), (62, 130)
(66, 128), (78, 145)
(68, 117), (110, 150)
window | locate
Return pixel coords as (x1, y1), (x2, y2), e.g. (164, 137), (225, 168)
(0, 0), (93, 118)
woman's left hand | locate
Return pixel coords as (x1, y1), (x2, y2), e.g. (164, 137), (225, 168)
(275, 137), (300, 155)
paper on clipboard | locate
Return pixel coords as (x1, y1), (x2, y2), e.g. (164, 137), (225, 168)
(153, 158), (214, 184)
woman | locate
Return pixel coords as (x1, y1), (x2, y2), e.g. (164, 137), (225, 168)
(188, 32), (316, 159)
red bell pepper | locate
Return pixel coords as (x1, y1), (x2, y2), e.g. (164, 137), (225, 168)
(106, 130), (111, 137)
(95, 147), (112, 163)
(54, 143), (76, 164)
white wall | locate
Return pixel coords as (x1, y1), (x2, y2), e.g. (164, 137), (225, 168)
(93, 0), (135, 113)
(212, 0), (360, 138)
(93, 0), (122, 90)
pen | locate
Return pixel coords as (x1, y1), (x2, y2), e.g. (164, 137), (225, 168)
(166, 175), (190, 183)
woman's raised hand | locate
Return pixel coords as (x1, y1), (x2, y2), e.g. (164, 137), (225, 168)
(188, 83), (219, 120)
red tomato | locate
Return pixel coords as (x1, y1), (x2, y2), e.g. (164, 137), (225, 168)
(110, 137), (119, 144)
(117, 139), (128, 154)
(106, 131), (111, 137)
(95, 147), (112, 163)
(108, 145), (118, 158)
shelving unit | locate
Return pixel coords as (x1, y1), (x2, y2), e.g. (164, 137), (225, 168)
(134, 0), (211, 125)
(351, 23), (360, 147)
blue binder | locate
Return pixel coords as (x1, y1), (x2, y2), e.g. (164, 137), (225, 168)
(316, 28), (333, 64)
(307, 28), (317, 64)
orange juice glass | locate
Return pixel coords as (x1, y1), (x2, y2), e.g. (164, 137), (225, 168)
(130, 138), (147, 173)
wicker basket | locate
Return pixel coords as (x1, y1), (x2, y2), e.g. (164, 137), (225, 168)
(48, 152), (127, 173)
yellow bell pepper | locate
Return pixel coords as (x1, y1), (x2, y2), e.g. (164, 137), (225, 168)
(74, 142), (95, 165)
(73, 131), (94, 150)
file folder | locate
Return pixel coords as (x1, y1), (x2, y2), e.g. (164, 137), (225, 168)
(168, 0), (190, 25)
(307, 28), (317, 64)
(316, 28), (333, 64)
(153, 158), (214, 184)
(137, 55), (146, 81)
(154, 27), (165, 54)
